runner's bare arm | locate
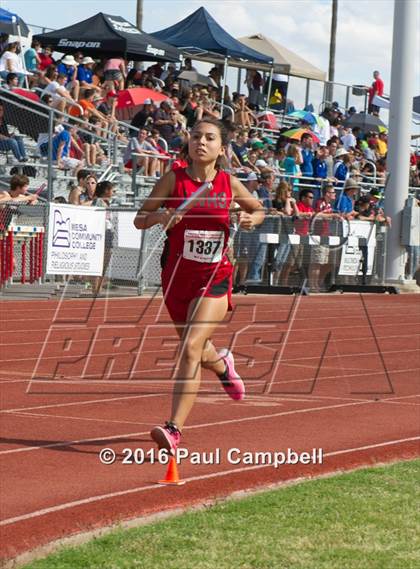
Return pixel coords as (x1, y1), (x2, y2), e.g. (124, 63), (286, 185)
(133, 170), (181, 230)
(230, 175), (265, 230)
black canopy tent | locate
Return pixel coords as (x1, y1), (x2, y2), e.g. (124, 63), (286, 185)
(33, 12), (180, 62)
(152, 7), (273, 112)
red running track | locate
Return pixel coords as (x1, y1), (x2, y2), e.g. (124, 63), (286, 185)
(0, 293), (419, 565)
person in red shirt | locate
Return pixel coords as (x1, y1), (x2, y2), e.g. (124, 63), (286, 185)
(368, 70), (384, 115)
(134, 118), (264, 454)
(38, 45), (55, 72)
(280, 189), (314, 286)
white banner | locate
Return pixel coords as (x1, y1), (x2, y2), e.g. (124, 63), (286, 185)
(339, 220), (376, 276)
(46, 204), (105, 276)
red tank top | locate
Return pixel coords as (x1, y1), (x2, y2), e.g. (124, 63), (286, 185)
(163, 168), (233, 272)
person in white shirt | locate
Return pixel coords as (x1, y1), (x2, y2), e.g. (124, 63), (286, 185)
(41, 73), (78, 112)
(341, 127), (357, 151)
(0, 42), (30, 87)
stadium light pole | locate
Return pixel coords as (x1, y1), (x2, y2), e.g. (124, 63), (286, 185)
(136, 0), (143, 29)
(385, 0), (417, 283)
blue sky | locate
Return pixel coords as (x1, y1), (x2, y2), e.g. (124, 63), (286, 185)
(5, 0), (420, 101)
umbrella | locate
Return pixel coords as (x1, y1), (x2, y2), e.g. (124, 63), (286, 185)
(343, 112), (387, 133)
(287, 110), (323, 127)
(282, 128), (320, 143)
(178, 70), (217, 88)
(116, 88), (168, 109)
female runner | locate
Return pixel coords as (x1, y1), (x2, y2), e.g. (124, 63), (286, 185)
(134, 118), (264, 454)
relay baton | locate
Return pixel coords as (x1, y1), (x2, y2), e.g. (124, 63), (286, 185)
(175, 181), (213, 213)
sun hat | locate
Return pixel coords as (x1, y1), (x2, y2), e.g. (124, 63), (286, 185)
(335, 147), (349, 158)
(343, 178), (360, 191)
(61, 55), (77, 66)
(246, 172), (258, 181)
(81, 56), (95, 65)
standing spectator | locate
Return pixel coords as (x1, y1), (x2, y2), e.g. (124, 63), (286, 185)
(92, 180), (115, 295)
(154, 101), (176, 144)
(335, 178), (359, 218)
(341, 127), (357, 151)
(271, 181), (299, 283)
(57, 54), (80, 100)
(300, 133), (314, 179)
(68, 169), (91, 205)
(333, 148), (351, 184)
(309, 184), (339, 291)
(368, 70), (384, 115)
(247, 172), (275, 281)
(281, 188), (314, 286)
(326, 139), (338, 177)
(24, 40), (41, 86)
(283, 144), (302, 192)
(376, 131), (388, 158)
(103, 57), (126, 91)
(0, 102), (27, 162)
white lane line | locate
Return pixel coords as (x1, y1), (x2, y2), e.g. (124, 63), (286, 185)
(1, 396), (414, 456)
(1, 366), (419, 414)
(8, 411), (151, 426)
(1, 436), (418, 527)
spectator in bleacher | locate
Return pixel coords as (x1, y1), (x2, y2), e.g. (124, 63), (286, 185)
(313, 146), (329, 182)
(41, 72), (79, 113)
(124, 128), (160, 176)
(0, 174), (38, 204)
(4, 73), (18, 90)
(368, 70), (384, 115)
(283, 143), (302, 192)
(130, 99), (155, 133)
(79, 173), (98, 206)
(0, 33), (9, 55)
(57, 55), (80, 101)
(376, 131), (388, 158)
(363, 139), (378, 162)
(91, 180), (116, 295)
(38, 45), (55, 71)
(280, 188), (315, 286)
(154, 100), (177, 143)
(76, 57), (101, 94)
(325, 139), (337, 177)
(74, 89), (108, 132)
(271, 181), (299, 284)
(0, 42), (28, 87)
(68, 169), (90, 205)
(52, 122), (83, 172)
(341, 127), (358, 151)
(335, 178), (358, 218)
(103, 57), (126, 91)
(24, 40), (41, 76)
(300, 132), (314, 178)
(309, 183), (340, 291)
(78, 116), (107, 167)
(0, 102), (27, 162)
(247, 172), (275, 281)
(333, 148), (352, 184)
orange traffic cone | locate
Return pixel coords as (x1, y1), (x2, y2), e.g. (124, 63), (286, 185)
(158, 456), (185, 486)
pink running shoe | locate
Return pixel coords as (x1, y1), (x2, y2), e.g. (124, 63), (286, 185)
(150, 422), (181, 455)
(217, 349), (245, 401)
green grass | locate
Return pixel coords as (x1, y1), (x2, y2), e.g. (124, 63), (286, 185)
(23, 460), (420, 569)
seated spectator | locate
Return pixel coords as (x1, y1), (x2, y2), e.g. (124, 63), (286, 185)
(52, 122), (83, 172)
(56, 54), (80, 100)
(0, 42), (29, 87)
(77, 56), (101, 93)
(4, 72), (18, 90)
(124, 128), (160, 176)
(364, 140), (378, 162)
(38, 45), (55, 71)
(41, 72), (79, 113)
(0, 174), (38, 204)
(341, 127), (358, 151)
(72, 89), (108, 132)
(376, 132), (388, 158)
(335, 178), (359, 218)
(0, 102), (27, 162)
(68, 169), (91, 205)
(130, 99), (155, 134)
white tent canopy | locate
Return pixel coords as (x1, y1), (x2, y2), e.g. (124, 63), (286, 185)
(237, 34), (326, 81)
